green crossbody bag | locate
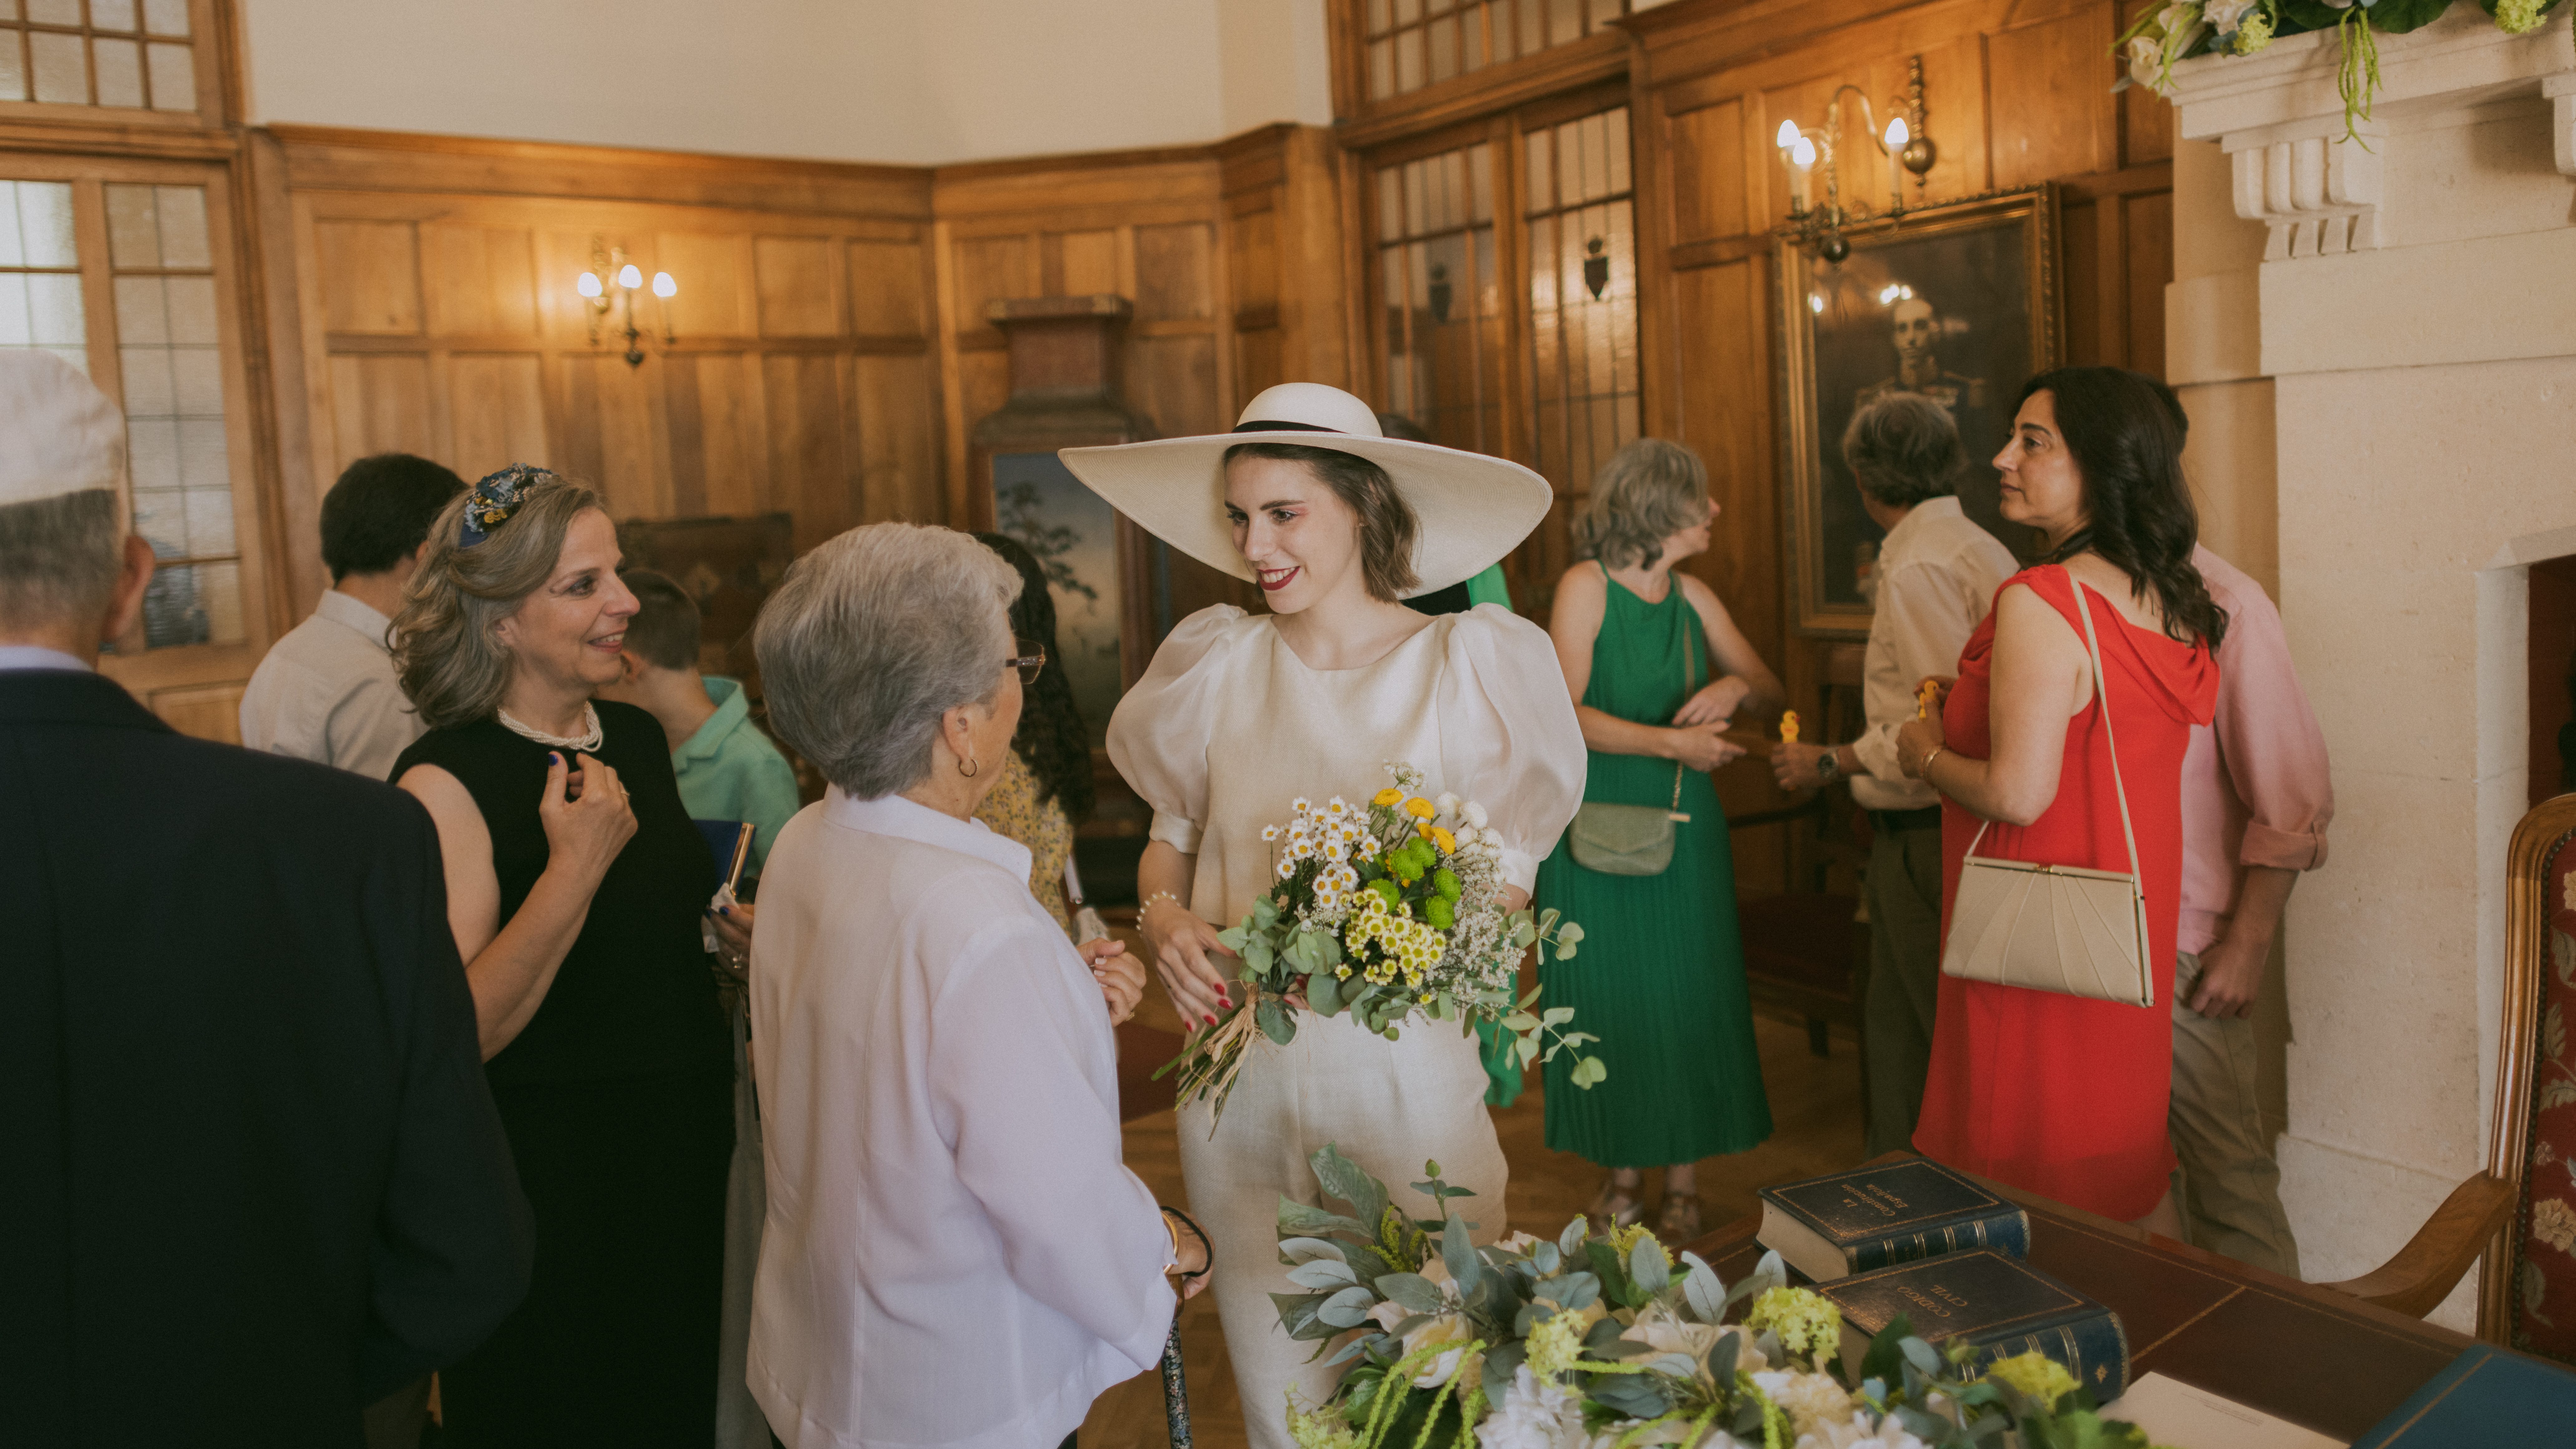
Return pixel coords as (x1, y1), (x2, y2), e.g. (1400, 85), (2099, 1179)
(1567, 617), (1694, 877)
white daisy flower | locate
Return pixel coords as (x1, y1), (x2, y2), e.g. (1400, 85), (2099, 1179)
(1463, 801), (1489, 828)
(1291, 797), (1313, 814)
(1262, 824), (1281, 842)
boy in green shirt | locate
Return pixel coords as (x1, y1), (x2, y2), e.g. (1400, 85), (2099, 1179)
(599, 569), (804, 874)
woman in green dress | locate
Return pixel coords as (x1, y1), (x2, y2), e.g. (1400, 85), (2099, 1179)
(1538, 437), (1784, 1242)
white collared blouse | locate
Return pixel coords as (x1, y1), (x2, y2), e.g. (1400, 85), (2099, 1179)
(746, 789), (1174, 1449)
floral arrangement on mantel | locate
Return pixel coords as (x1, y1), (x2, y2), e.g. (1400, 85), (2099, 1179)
(2115, 1), (2571, 138)
(1272, 1146), (2182, 1449)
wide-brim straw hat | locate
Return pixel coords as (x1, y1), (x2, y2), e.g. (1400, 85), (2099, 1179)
(1057, 382), (1552, 599)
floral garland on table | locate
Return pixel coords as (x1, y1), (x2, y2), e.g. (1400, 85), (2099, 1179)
(1156, 762), (1598, 1127)
(1272, 1147), (2187, 1449)
(2115, 2), (2571, 140)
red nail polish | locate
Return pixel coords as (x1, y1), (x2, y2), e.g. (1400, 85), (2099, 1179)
(1204, 1013), (1218, 1026)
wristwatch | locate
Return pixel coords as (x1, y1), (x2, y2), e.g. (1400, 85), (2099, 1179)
(1814, 748), (1840, 783)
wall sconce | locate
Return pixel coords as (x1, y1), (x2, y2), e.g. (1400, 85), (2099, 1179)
(1775, 56), (1939, 265)
(578, 240), (677, 367)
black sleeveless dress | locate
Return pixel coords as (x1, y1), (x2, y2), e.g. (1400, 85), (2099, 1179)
(393, 701), (732, 1447)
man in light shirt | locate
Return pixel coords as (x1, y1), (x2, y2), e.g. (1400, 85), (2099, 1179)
(1772, 392), (2017, 1156)
(239, 453), (465, 780)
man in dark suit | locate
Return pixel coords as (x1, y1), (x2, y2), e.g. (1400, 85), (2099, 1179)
(0, 352), (533, 1445)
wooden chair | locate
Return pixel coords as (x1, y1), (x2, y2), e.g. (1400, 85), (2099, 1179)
(1732, 643), (1869, 1057)
(2320, 794), (2576, 1353)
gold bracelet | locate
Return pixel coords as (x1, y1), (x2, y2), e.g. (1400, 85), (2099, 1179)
(1919, 745), (1947, 780)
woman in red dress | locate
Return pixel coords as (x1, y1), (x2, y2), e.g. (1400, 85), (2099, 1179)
(1894, 367), (2223, 1233)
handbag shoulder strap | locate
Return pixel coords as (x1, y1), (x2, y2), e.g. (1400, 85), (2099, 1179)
(1669, 606), (1692, 813)
(2066, 567), (2146, 886)
(1953, 567), (2144, 885)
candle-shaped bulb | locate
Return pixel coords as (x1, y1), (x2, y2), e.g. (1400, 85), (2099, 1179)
(1791, 136), (1818, 169)
(576, 271), (603, 299)
(1775, 119), (1802, 151)
(617, 263), (643, 290)
(1779, 710), (1800, 744)
(1885, 116), (1909, 148)
(652, 271), (677, 298)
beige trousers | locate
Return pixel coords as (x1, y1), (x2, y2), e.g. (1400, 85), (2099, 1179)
(1179, 1010), (1507, 1449)
(2169, 950), (2302, 1278)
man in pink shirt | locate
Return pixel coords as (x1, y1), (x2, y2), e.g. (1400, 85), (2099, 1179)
(2173, 542), (2333, 1277)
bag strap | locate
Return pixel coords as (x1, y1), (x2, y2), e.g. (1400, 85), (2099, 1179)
(1669, 611), (1692, 815)
(1953, 566), (2144, 888)
(2066, 567), (2146, 889)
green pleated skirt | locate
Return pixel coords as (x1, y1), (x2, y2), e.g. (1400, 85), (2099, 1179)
(1534, 569), (1772, 1166)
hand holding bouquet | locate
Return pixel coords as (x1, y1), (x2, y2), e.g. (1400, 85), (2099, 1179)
(1157, 762), (1598, 1126)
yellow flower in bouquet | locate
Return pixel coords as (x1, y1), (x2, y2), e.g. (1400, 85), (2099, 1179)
(1982, 1350), (2078, 1409)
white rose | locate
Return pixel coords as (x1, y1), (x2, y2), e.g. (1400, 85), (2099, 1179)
(1749, 1370), (1858, 1441)
(1794, 1419), (1930, 1449)
(2125, 35), (2165, 92)
(1400, 1312), (1475, 1387)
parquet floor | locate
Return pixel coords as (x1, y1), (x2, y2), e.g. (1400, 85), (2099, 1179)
(1077, 993), (1867, 1449)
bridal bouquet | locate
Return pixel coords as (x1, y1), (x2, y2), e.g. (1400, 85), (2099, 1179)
(1158, 762), (1598, 1126)
(1273, 1147), (2176, 1449)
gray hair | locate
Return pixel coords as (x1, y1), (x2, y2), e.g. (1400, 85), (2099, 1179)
(0, 488), (124, 632)
(390, 471), (604, 729)
(1842, 392), (1965, 507)
(755, 523), (1021, 800)
(1572, 438), (1710, 570)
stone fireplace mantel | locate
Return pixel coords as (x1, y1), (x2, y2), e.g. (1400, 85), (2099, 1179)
(2159, 7), (2576, 1333)
(2165, 9), (2576, 261)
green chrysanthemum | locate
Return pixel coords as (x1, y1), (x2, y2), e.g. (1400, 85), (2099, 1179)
(2234, 12), (2275, 52)
(2495, 0), (2547, 35)
(1743, 1286), (1842, 1364)
(1982, 1349), (2080, 1409)
(1525, 1309), (1588, 1381)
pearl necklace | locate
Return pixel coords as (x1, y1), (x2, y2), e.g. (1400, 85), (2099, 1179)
(497, 702), (604, 752)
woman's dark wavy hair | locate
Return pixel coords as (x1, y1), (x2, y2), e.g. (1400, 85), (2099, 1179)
(973, 532), (1095, 825)
(2022, 366), (2227, 651)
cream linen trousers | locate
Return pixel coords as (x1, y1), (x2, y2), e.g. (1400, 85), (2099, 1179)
(1178, 1011), (1506, 1449)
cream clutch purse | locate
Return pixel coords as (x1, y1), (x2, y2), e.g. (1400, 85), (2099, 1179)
(1938, 569), (2154, 1008)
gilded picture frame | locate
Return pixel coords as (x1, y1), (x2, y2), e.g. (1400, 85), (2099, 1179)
(1776, 185), (2061, 638)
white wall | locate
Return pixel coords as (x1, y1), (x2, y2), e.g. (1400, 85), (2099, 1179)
(240, 0), (1332, 166)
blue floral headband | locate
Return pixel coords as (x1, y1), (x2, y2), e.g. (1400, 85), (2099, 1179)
(458, 464), (560, 548)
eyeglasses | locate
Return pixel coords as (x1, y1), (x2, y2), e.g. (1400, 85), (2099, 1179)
(1006, 638), (1046, 685)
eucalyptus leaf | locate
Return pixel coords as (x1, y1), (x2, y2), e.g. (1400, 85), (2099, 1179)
(1679, 1251), (1725, 1324)
(1557, 1216), (1587, 1260)
(1540, 1006), (1575, 1027)
(1316, 1284), (1379, 1329)
(1754, 1329), (1782, 1366)
(1255, 997), (1295, 1046)
(1629, 1238), (1670, 1294)
(1900, 1336), (1942, 1378)
(1588, 1371), (1671, 1419)
(1286, 1258), (1360, 1291)
(1532, 1241), (1560, 1276)
(1704, 1327), (1738, 1387)
(1244, 937), (1276, 975)
(1279, 1237), (1346, 1267)
(1310, 970), (1344, 1016)
(1545, 1271), (1600, 1312)
(1581, 1314), (1629, 1356)
(1308, 1144), (1391, 1233)
(1442, 1215), (1481, 1293)
(1481, 1340), (1527, 1402)
(1276, 1198), (1369, 1238)
(1217, 926), (1251, 952)
(1374, 1272), (1447, 1315)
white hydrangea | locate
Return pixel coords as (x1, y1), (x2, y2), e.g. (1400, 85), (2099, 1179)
(1474, 1368), (1588, 1449)
(1792, 1419), (1929, 1449)
(1748, 1370), (1857, 1441)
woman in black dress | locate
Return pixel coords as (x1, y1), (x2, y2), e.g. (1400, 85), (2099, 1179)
(390, 466), (733, 1446)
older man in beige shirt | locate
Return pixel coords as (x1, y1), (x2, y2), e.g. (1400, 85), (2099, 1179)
(1774, 393), (2016, 1156)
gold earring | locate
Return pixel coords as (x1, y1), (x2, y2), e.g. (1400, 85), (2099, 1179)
(958, 755), (978, 779)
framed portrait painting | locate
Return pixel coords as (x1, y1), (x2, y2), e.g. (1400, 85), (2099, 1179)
(1777, 186), (2061, 637)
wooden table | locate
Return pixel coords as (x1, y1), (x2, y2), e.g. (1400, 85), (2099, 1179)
(1683, 1159), (2474, 1442)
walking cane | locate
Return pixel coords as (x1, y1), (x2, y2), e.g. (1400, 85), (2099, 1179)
(1159, 1317), (1193, 1449)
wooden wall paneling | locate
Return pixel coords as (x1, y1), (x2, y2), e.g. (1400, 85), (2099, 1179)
(314, 219), (422, 335)
(1217, 125), (1353, 412)
(149, 681), (246, 745)
(853, 352), (944, 530)
(2122, 188), (2171, 379)
(1985, 5), (2115, 189)
(420, 223), (539, 337)
(754, 235), (846, 338)
(444, 352), (549, 482)
(1664, 95), (1747, 248)
(848, 238), (929, 337)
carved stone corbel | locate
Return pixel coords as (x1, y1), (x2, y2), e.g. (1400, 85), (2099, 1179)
(2228, 127), (2386, 261)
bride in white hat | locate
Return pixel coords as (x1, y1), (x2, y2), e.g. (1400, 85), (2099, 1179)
(1067, 383), (1585, 1449)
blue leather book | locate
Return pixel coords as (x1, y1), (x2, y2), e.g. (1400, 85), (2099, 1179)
(1821, 1249), (2130, 1401)
(1758, 1158), (2030, 1283)
(2350, 1344), (2576, 1446)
